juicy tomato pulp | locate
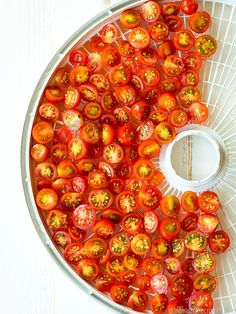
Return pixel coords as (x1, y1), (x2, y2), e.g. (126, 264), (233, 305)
(31, 2), (223, 312)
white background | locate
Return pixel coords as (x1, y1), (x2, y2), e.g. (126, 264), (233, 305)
(0, 1), (118, 313)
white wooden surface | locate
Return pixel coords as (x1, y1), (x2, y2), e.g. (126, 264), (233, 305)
(0, 1), (118, 313)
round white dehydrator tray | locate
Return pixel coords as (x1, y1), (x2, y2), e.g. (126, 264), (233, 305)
(21, 0), (236, 313)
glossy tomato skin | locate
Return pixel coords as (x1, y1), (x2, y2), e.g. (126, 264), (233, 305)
(136, 275), (151, 291)
(31, 144), (49, 162)
(180, 212), (198, 232)
(181, 257), (196, 275)
(163, 54), (184, 77)
(165, 15), (182, 32)
(69, 49), (87, 66)
(117, 124), (136, 146)
(101, 208), (122, 224)
(120, 9), (141, 29)
(108, 178), (125, 195)
(138, 139), (160, 159)
(180, 0), (198, 15)
(45, 86), (64, 102)
(156, 40), (176, 58)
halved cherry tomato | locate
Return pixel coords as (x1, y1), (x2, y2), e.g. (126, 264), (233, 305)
(88, 189), (113, 210)
(170, 237), (185, 257)
(170, 274), (193, 298)
(189, 102), (209, 124)
(84, 237), (107, 259)
(120, 9), (141, 29)
(180, 0), (198, 15)
(173, 29), (195, 51)
(149, 109), (168, 125)
(94, 272), (115, 292)
(110, 284), (130, 304)
(69, 66), (89, 85)
(134, 159), (155, 180)
(109, 232), (130, 256)
(93, 219), (114, 240)
(209, 230), (230, 254)
(140, 1), (161, 23)
(100, 24), (118, 44)
(117, 124), (136, 145)
(68, 223), (86, 241)
(54, 67), (70, 88)
(194, 273), (216, 293)
(36, 188), (58, 210)
(137, 47), (158, 66)
(103, 143), (124, 164)
(80, 123), (100, 144)
(88, 170), (107, 189)
(118, 40), (135, 57)
(108, 178), (125, 195)
(151, 274), (169, 296)
(162, 2), (180, 16)
(62, 109), (84, 131)
(116, 191), (138, 213)
(90, 35), (108, 52)
(156, 40), (176, 58)
(170, 109), (188, 128)
(103, 47), (121, 68)
(109, 63), (131, 87)
(78, 259), (99, 281)
(189, 11), (211, 33)
(167, 299), (188, 314)
(38, 102), (59, 122)
(157, 92), (177, 112)
(83, 102), (102, 121)
(150, 170), (165, 187)
(122, 213), (143, 235)
(128, 290), (148, 312)
(149, 21), (169, 42)
(115, 162), (131, 179)
(143, 256), (163, 276)
(52, 178), (72, 196)
(150, 294), (169, 314)
(124, 252), (142, 271)
(142, 87), (160, 105)
(163, 54), (184, 76)
(131, 101), (150, 121)
(113, 107), (131, 124)
(182, 51), (202, 70)
(101, 124), (115, 146)
(193, 252), (216, 273)
(181, 257), (196, 275)
(165, 257), (181, 274)
(198, 191), (220, 213)
(189, 292), (213, 313)
(57, 160), (77, 179)
(89, 74), (109, 93)
(165, 15), (182, 32)
(31, 144), (49, 162)
(130, 75), (144, 94)
(194, 35), (217, 58)
(131, 233), (151, 255)
(160, 78), (181, 94)
(160, 217), (181, 240)
(72, 204), (96, 230)
(126, 178), (143, 195)
(64, 86), (81, 109)
(69, 49), (87, 67)
(136, 275), (151, 291)
(101, 208), (122, 224)
(106, 257), (125, 277)
(141, 66), (160, 87)
(53, 230), (71, 248)
(198, 213), (219, 234)
(180, 69), (199, 86)
(98, 161), (115, 179)
(61, 192), (83, 211)
(180, 212), (199, 232)
(87, 52), (103, 73)
(128, 27), (150, 49)
(77, 158), (97, 176)
(181, 191), (199, 212)
(154, 121), (176, 144)
(138, 139), (160, 159)
(185, 231), (207, 252)
(151, 238), (170, 259)
(144, 211), (159, 234)
(101, 92), (117, 112)
(64, 243), (84, 265)
(120, 270), (137, 285)
(160, 195), (180, 217)
(46, 209), (67, 230)
(54, 127), (72, 144)
(114, 85), (136, 106)
(139, 185), (162, 210)
(45, 86), (64, 102)
(78, 83), (98, 102)
(67, 138), (87, 160)
(32, 121), (54, 144)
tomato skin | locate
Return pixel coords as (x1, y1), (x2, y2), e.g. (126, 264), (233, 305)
(36, 188), (58, 210)
(163, 54), (184, 77)
(57, 160), (77, 179)
(128, 290), (148, 312)
(156, 40), (176, 58)
(131, 101), (150, 121)
(181, 191), (199, 212)
(53, 127), (72, 144)
(150, 294), (169, 314)
(101, 92), (117, 112)
(181, 257), (196, 275)
(94, 272), (115, 292)
(143, 256), (163, 276)
(140, 1), (161, 23)
(189, 102), (209, 124)
(198, 214), (219, 234)
(154, 122), (176, 144)
(159, 217), (181, 240)
(128, 27), (150, 49)
(80, 123), (100, 144)
(136, 47), (158, 66)
(180, 212), (198, 232)
(160, 195), (180, 217)
(134, 159), (155, 180)
(130, 75), (144, 94)
(150, 170), (165, 187)
(120, 9), (141, 29)
(165, 15), (182, 32)
(189, 11), (211, 33)
(101, 208), (122, 224)
(198, 191), (220, 213)
(169, 109), (188, 128)
(180, 69), (199, 87)
(167, 299), (188, 314)
(120, 270), (137, 285)
(69, 49), (87, 66)
(180, 0), (198, 15)
(173, 29), (195, 51)
(52, 179), (72, 196)
(208, 230), (230, 254)
(87, 52), (103, 73)
(109, 232), (130, 257)
(170, 274), (193, 299)
(108, 178), (125, 195)
(32, 121), (54, 144)
(189, 292), (213, 313)
(72, 204), (96, 230)
(136, 275), (151, 291)
(117, 124), (136, 146)
(90, 35), (108, 52)
(165, 257), (181, 274)
(110, 284), (130, 304)
(31, 144), (49, 162)
(78, 259), (99, 281)
(162, 2), (180, 17)
(194, 273), (216, 293)
(142, 87), (160, 105)
(194, 35), (217, 58)
(68, 223), (86, 241)
(139, 185), (162, 211)
(77, 158), (97, 176)
(98, 161), (115, 179)
(54, 67), (70, 88)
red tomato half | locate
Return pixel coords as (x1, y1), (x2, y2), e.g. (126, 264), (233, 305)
(72, 204), (96, 230)
(139, 185), (162, 211)
(170, 274), (193, 298)
(180, 0), (198, 15)
(189, 292), (213, 313)
(159, 217), (181, 240)
(140, 1), (161, 23)
(189, 11), (211, 33)
(198, 191), (220, 213)
(209, 230), (230, 254)
(129, 27), (150, 49)
(189, 102), (209, 124)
